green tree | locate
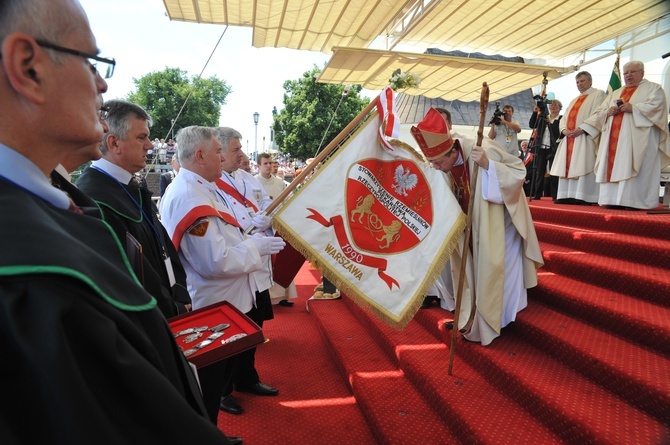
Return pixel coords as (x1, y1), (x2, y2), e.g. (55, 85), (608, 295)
(273, 66), (369, 160)
(127, 67), (231, 141)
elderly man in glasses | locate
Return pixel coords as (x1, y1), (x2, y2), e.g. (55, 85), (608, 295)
(0, 1), (233, 443)
(581, 60), (670, 209)
(49, 104), (109, 207)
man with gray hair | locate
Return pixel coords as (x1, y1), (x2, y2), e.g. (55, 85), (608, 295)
(582, 60), (670, 209)
(160, 126), (285, 421)
(550, 71), (606, 204)
(213, 126), (280, 415)
(0, 0), (230, 443)
(77, 99), (192, 318)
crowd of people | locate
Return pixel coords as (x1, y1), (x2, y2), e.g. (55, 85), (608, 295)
(1, 0), (668, 442)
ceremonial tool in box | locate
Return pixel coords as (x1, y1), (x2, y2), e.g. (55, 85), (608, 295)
(169, 301), (265, 368)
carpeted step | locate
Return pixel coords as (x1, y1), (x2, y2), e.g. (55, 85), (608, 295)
(539, 241), (670, 308)
(534, 221), (670, 268)
(344, 297), (565, 444)
(529, 202), (670, 239)
(309, 300), (397, 375)
(414, 308), (670, 444)
(308, 299), (459, 444)
(514, 302), (670, 423)
(530, 273), (670, 355)
(459, 331), (670, 444)
(348, 371), (459, 445)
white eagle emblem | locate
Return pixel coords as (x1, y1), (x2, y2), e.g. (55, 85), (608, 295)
(391, 165), (418, 197)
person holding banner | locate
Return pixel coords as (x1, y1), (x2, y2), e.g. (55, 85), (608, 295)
(550, 71), (605, 204)
(422, 107), (461, 309)
(581, 61), (670, 209)
(412, 108), (543, 346)
(213, 127), (282, 413)
(160, 126), (285, 424)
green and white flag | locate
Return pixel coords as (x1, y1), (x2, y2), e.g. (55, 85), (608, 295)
(607, 56), (621, 95)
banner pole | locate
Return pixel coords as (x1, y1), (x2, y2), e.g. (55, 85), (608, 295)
(244, 97), (380, 234)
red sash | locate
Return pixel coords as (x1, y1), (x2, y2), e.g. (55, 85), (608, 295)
(215, 178), (260, 213)
(449, 143), (471, 214)
(565, 95), (588, 176)
(607, 86), (637, 181)
(523, 152), (534, 166)
(171, 205), (242, 250)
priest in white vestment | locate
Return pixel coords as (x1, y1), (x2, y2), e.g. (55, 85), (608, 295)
(412, 108), (544, 346)
(581, 60), (670, 210)
(550, 71), (606, 204)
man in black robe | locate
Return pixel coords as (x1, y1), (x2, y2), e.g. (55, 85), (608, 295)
(77, 100), (191, 319)
(0, 0), (234, 443)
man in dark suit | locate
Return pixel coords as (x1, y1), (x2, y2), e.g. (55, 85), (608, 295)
(160, 155), (180, 197)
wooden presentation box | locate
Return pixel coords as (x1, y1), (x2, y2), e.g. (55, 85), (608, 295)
(169, 301), (264, 368)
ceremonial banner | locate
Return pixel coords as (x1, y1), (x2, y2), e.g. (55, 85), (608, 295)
(273, 107), (466, 328)
(607, 56), (621, 95)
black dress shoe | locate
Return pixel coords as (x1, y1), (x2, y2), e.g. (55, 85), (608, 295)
(220, 395), (244, 414)
(225, 436), (243, 445)
(444, 320), (454, 330)
(236, 382), (279, 396)
(421, 295), (438, 309)
(278, 299), (294, 307)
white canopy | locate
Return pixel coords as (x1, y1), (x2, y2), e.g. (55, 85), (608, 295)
(162, 0), (669, 59)
(162, 0), (669, 99)
(316, 47), (568, 102)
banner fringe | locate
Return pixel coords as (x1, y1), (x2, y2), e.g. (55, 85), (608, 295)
(274, 199), (466, 331)
(385, 138), (427, 163)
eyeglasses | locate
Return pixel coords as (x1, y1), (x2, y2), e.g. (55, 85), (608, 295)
(99, 106), (109, 120)
(35, 39), (116, 79)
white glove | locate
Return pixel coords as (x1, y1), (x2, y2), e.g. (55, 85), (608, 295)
(250, 213), (272, 232)
(250, 233), (286, 256)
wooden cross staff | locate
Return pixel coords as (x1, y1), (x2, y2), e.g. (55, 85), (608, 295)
(448, 82), (489, 375)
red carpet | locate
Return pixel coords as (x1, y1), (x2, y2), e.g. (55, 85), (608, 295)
(216, 265), (376, 444)
(218, 200), (670, 444)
